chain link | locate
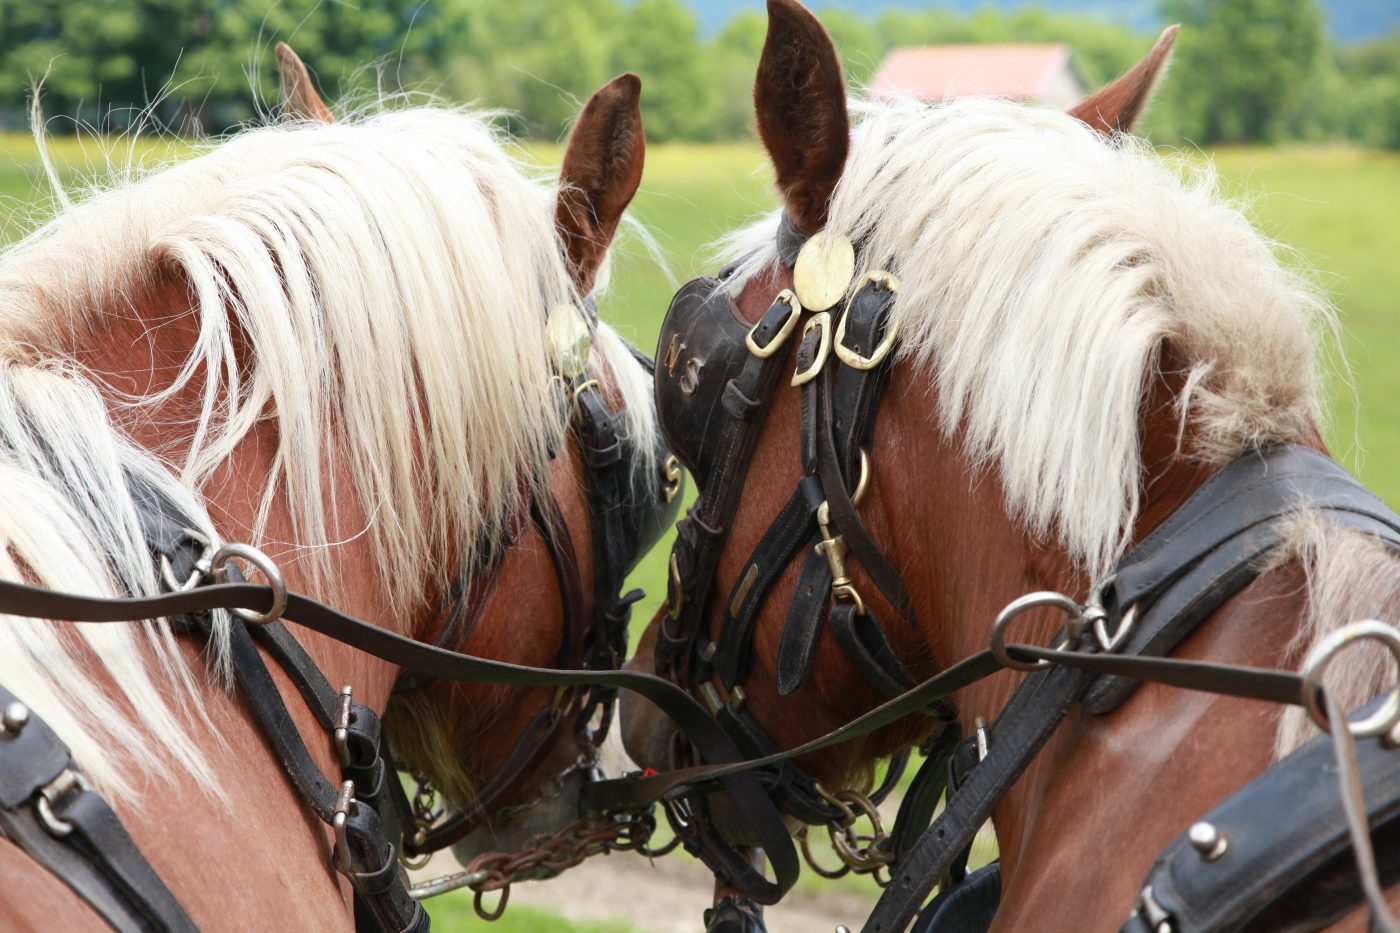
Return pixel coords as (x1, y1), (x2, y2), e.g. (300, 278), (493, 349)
(458, 809), (660, 921)
(802, 784), (895, 886)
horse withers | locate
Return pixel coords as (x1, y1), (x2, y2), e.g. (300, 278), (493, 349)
(623, 3), (1400, 931)
(0, 48), (674, 931)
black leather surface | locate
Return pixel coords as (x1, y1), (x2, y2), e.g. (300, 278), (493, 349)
(1128, 692), (1400, 933)
(0, 682), (196, 932)
(1085, 445), (1400, 713)
(913, 862), (1002, 933)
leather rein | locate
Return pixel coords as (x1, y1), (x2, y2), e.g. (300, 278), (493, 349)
(0, 301), (684, 932)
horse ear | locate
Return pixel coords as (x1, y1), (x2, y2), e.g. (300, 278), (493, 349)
(276, 42), (334, 124)
(556, 73), (646, 296)
(1069, 25), (1178, 137)
(755, 0), (849, 233)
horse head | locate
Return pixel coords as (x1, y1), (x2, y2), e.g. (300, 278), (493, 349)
(0, 49), (674, 928)
(623, 2), (1392, 926)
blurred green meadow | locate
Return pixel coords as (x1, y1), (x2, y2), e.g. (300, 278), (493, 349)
(3, 133), (1399, 928)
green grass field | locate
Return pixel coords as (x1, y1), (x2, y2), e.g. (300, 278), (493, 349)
(3, 134), (1398, 930)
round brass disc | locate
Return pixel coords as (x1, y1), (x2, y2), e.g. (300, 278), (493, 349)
(792, 229), (855, 312)
(546, 303), (592, 378)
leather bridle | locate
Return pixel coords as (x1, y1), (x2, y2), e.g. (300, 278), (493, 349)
(0, 298), (682, 933)
(633, 212), (1400, 933)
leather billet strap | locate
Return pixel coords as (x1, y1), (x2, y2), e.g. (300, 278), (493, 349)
(657, 281), (796, 680)
(0, 682), (197, 933)
(1125, 692), (1400, 933)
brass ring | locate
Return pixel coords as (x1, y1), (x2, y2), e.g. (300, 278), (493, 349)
(990, 591), (1084, 672)
(851, 449), (871, 507)
(1300, 620), (1400, 736)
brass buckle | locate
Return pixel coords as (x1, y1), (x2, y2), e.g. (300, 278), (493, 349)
(791, 312), (832, 387)
(834, 271), (900, 371)
(745, 290), (802, 358)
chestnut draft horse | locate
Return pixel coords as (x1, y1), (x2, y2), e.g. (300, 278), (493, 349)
(624, 3), (1400, 931)
(0, 50), (672, 931)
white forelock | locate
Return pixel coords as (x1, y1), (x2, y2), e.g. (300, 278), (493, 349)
(722, 95), (1334, 580)
(0, 106), (656, 799)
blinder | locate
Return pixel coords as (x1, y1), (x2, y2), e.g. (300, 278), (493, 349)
(655, 277), (787, 489)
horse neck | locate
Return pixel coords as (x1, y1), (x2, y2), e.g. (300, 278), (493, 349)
(68, 268), (409, 712)
(893, 362), (1319, 918)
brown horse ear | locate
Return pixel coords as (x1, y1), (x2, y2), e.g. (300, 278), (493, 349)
(556, 73), (646, 296)
(1069, 25), (1178, 136)
(275, 42), (334, 124)
(755, 0), (849, 233)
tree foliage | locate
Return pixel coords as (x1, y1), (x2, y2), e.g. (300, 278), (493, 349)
(0, 0), (1397, 148)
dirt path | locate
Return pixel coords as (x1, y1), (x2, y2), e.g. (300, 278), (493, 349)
(506, 851), (877, 932)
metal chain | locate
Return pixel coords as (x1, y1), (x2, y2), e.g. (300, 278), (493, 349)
(801, 784), (895, 887)
(456, 809), (661, 921)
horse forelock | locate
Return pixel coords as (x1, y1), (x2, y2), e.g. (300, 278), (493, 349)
(722, 94), (1335, 583)
(0, 105), (658, 800)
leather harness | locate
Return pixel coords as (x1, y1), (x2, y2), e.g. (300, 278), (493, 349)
(0, 310), (680, 931)
(639, 211), (1400, 933)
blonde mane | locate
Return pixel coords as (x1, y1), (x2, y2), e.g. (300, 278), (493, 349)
(723, 95), (1334, 580)
(721, 95), (1393, 753)
(0, 106), (656, 799)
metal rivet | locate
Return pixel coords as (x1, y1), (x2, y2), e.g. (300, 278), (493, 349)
(2, 702), (29, 736)
(1188, 821), (1227, 861)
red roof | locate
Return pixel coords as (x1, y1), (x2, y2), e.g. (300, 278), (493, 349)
(871, 44), (1073, 102)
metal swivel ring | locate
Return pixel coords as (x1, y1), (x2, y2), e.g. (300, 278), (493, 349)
(211, 542), (287, 625)
(1300, 620), (1400, 737)
(990, 591), (1084, 672)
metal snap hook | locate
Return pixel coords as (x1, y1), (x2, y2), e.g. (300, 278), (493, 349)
(1300, 620), (1400, 737)
(990, 591), (1085, 672)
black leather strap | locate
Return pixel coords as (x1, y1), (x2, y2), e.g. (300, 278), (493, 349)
(775, 213), (809, 268)
(0, 683), (197, 932)
(1127, 692), (1400, 933)
(1086, 446), (1400, 713)
(862, 665), (1087, 933)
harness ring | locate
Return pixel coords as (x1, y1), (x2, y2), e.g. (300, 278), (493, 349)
(1300, 620), (1400, 737)
(990, 591), (1084, 672)
(211, 542), (287, 626)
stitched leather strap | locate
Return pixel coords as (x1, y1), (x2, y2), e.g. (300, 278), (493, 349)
(1126, 692), (1400, 933)
(0, 682), (196, 933)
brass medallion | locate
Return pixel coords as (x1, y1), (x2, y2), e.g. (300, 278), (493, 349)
(546, 303), (592, 378)
(792, 229), (855, 312)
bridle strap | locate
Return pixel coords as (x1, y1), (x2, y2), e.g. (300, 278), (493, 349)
(0, 573), (802, 900)
(0, 680), (198, 933)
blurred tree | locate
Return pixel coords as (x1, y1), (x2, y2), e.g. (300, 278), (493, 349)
(708, 11), (767, 140)
(818, 8), (883, 86)
(615, 0), (714, 141)
(1155, 0), (1326, 143)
